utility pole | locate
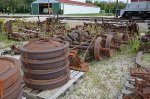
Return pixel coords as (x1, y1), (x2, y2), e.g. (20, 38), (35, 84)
(48, 0), (50, 17)
(115, 0), (119, 17)
(63, 0), (64, 15)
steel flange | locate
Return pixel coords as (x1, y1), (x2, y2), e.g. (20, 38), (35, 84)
(94, 36), (105, 61)
(104, 34), (116, 58)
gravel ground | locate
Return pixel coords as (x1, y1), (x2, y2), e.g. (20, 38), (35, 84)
(61, 46), (136, 99)
(141, 52), (150, 68)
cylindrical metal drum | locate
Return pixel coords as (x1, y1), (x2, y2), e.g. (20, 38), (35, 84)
(20, 39), (70, 90)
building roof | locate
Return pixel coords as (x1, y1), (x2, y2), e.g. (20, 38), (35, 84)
(32, 0), (99, 8)
(32, 0), (58, 4)
(57, 0), (98, 7)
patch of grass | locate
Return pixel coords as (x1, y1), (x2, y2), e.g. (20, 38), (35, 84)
(128, 37), (141, 53)
(66, 13), (114, 16)
(0, 33), (21, 49)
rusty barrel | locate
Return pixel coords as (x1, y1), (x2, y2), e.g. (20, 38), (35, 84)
(20, 39), (70, 90)
(0, 57), (22, 99)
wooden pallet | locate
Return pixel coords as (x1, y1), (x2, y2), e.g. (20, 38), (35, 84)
(22, 70), (84, 99)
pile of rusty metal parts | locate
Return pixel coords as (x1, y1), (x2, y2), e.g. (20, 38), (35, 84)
(140, 22), (150, 51)
(20, 39), (70, 90)
(0, 57), (22, 99)
(100, 20), (139, 36)
(55, 29), (129, 62)
(4, 18), (67, 41)
(121, 51), (150, 99)
(4, 20), (40, 41)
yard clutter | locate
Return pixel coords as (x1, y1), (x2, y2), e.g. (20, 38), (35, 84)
(0, 57), (22, 99)
(121, 36), (150, 99)
(1, 17), (150, 98)
(20, 39), (70, 90)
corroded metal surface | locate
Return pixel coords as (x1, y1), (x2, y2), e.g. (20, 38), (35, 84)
(20, 39), (69, 59)
(0, 57), (22, 99)
(94, 36), (105, 61)
(22, 62), (69, 80)
(21, 40), (70, 90)
(23, 71), (70, 90)
(104, 34), (115, 58)
(69, 50), (89, 72)
(0, 57), (21, 90)
(21, 55), (69, 70)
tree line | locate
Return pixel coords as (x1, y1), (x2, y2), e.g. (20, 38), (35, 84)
(86, 0), (127, 13)
(0, 0), (34, 14)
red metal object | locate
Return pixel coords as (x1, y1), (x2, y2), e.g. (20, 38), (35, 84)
(69, 50), (89, 72)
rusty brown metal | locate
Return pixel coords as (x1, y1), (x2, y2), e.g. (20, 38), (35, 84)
(116, 33), (129, 46)
(104, 34), (115, 58)
(0, 56), (22, 99)
(94, 36), (105, 61)
(20, 39), (69, 59)
(21, 39), (70, 90)
(21, 55), (69, 70)
(23, 71), (70, 90)
(2, 79), (22, 99)
(69, 50), (89, 72)
(0, 57), (21, 90)
(22, 62), (69, 80)
(130, 68), (149, 79)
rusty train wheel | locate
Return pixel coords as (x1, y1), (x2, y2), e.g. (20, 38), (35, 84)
(22, 62), (69, 80)
(0, 57), (21, 90)
(117, 33), (129, 46)
(3, 79), (22, 99)
(117, 33), (124, 46)
(21, 55), (69, 70)
(105, 35), (115, 58)
(94, 37), (105, 61)
(23, 71), (70, 90)
(20, 40), (69, 60)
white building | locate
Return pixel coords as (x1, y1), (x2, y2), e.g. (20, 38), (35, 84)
(58, 0), (100, 14)
(31, 0), (100, 15)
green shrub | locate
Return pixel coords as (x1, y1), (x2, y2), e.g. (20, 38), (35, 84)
(129, 37), (141, 52)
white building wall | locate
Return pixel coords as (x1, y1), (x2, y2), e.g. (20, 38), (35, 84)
(61, 4), (100, 14)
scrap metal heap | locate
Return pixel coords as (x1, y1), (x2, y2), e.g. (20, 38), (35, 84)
(4, 18), (67, 41)
(55, 24), (129, 62)
(122, 50), (150, 99)
(139, 22), (150, 51)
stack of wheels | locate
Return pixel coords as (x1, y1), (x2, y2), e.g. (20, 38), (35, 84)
(0, 57), (22, 99)
(20, 39), (70, 90)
